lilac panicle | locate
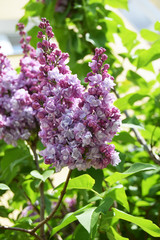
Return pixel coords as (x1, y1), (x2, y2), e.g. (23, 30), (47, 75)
(0, 24), (40, 146)
(34, 18), (121, 171)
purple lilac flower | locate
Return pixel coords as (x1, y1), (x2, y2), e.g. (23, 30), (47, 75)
(34, 18), (121, 171)
(55, 0), (69, 13)
(0, 25), (39, 146)
(65, 197), (77, 212)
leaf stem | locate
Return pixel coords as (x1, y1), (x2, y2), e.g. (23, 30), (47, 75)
(91, 189), (103, 199)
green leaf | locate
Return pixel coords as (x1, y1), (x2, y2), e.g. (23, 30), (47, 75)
(73, 224), (90, 240)
(57, 174), (95, 191)
(142, 174), (159, 196)
(90, 197), (114, 238)
(0, 183), (10, 190)
(68, 174), (95, 190)
(25, 1), (43, 17)
(128, 93), (148, 105)
(30, 170), (43, 181)
(105, 0), (128, 10)
(114, 93), (147, 111)
(114, 93), (133, 111)
(106, 185), (129, 211)
(113, 208), (160, 237)
(30, 170), (54, 182)
(76, 207), (96, 233)
(50, 205), (91, 237)
(155, 21), (160, 31)
(85, 168), (104, 193)
(105, 163), (157, 186)
(122, 123), (144, 130)
(122, 116), (144, 129)
(140, 29), (160, 42)
(126, 70), (147, 88)
(1, 147), (33, 184)
(137, 40), (160, 68)
(113, 131), (136, 144)
(109, 226), (129, 240)
(85, 30), (106, 47)
(42, 170), (54, 182)
(28, 26), (40, 49)
(51, 212), (77, 237)
(118, 26), (138, 52)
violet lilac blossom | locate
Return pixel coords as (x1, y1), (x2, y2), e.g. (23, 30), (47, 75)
(0, 24), (40, 146)
(34, 18), (121, 171)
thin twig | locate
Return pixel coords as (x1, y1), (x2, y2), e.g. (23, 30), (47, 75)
(31, 169), (72, 234)
(20, 186), (52, 232)
(20, 186), (40, 214)
(150, 125), (158, 148)
(114, 89), (160, 165)
(48, 177), (55, 189)
(0, 226), (43, 240)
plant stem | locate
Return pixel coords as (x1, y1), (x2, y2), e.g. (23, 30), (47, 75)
(20, 186), (52, 232)
(30, 141), (46, 239)
(31, 169), (72, 234)
(0, 226), (43, 240)
(114, 89), (160, 165)
(39, 181), (45, 239)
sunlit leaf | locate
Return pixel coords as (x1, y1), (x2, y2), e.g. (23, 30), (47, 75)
(122, 123), (144, 130)
(106, 185), (129, 211)
(142, 174), (160, 196)
(50, 205), (91, 237)
(155, 21), (160, 31)
(0, 183), (10, 191)
(76, 207), (96, 233)
(114, 93), (147, 111)
(30, 170), (43, 181)
(137, 40), (160, 68)
(105, 0), (128, 10)
(141, 29), (160, 42)
(57, 174), (95, 191)
(113, 208), (160, 237)
(42, 170), (54, 182)
(105, 163), (157, 186)
(109, 226), (129, 240)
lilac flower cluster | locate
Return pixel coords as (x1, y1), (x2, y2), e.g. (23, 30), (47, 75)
(0, 24), (40, 146)
(0, 18), (121, 170)
(33, 18), (121, 171)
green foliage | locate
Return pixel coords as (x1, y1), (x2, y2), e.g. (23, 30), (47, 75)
(105, 163), (157, 186)
(30, 169), (54, 182)
(113, 208), (160, 237)
(1, 0), (160, 239)
(57, 174), (95, 190)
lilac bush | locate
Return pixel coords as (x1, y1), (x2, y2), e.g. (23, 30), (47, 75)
(1, 2), (160, 239)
